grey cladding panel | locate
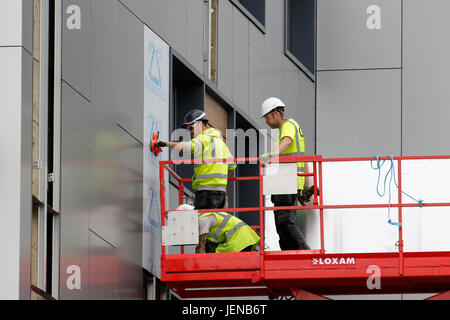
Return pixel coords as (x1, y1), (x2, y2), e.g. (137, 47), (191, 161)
(283, 62), (316, 155)
(22, 0), (33, 54)
(89, 125), (142, 255)
(232, 8), (249, 112)
(118, 0), (143, 20)
(91, 0), (117, 116)
(186, 0), (204, 73)
(317, 69), (401, 157)
(317, 0), (401, 70)
(143, 0), (187, 57)
(403, 0), (450, 155)
(217, 0), (233, 99)
(20, 49), (33, 299)
(88, 231), (117, 299)
(62, 0), (91, 99)
(263, 1), (287, 104)
(117, 2), (144, 141)
(262, 0), (284, 99)
(60, 82), (90, 299)
(248, 25), (265, 125)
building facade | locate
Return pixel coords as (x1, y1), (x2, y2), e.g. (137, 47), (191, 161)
(1, 0), (449, 300)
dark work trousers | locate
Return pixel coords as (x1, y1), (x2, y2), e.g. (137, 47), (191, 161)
(194, 190), (227, 210)
(271, 191), (310, 250)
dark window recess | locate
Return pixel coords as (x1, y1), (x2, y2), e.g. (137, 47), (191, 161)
(231, 0), (265, 30)
(235, 113), (260, 228)
(286, 0), (315, 79)
(172, 56), (205, 194)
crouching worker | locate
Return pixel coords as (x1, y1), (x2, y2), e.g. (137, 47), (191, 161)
(177, 204), (260, 253)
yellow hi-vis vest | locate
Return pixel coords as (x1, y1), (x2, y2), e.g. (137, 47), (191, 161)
(199, 212), (260, 253)
(276, 119), (306, 190)
(190, 128), (236, 192)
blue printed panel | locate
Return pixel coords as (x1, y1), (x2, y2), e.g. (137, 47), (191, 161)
(143, 26), (170, 278)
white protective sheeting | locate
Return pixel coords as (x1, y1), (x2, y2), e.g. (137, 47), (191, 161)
(303, 159), (450, 253)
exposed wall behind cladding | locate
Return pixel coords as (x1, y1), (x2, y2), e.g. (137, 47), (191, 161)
(60, 0), (143, 299)
(402, 0), (450, 155)
(218, 0), (316, 154)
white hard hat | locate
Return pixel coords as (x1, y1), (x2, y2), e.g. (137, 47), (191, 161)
(176, 204), (195, 211)
(261, 97), (286, 118)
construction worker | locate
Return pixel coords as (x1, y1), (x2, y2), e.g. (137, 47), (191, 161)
(177, 204), (260, 253)
(155, 109), (236, 209)
(260, 97), (311, 251)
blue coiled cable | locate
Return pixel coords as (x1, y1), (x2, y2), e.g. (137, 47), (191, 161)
(370, 155), (423, 226)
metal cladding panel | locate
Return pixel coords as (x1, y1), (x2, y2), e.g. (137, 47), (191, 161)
(282, 60), (316, 155)
(90, 0), (143, 251)
(60, 82), (90, 299)
(113, 129), (143, 299)
(217, 0), (233, 99)
(62, 0), (91, 100)
(232, 9), (250, 113)
(317, 69), (401, 157)
(88, 231), (117, 299)
(186, 0), (204, 73)
(118, 0), (143, 20)
(0, 48), (22, 300)
(248, 25), (265, 126)
(0, 48), (32, 299)
(262, 0), (284, 101)
(22, 0), (33, 54)
(0, 0), (22, 46)
(143, 0), (187, 57)
(403, 0), (450, 155)
(91, 0), (117, 121)
(117, 2), (144, 141)
(19, 49), (33, 300)
(89, 0), (119, 249)
(89, 125), (141, 250)
(317, 0), (401, 70)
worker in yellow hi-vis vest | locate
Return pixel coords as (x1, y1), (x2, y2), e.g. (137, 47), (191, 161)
(155, 109), (236, 209)
(177, 204), (260, 253)
(260, 97), (311, 251)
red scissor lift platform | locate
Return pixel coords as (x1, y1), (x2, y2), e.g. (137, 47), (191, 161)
(159, 155), (450, 300)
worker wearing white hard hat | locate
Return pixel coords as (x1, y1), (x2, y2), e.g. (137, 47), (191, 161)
(260, 97), (310, 250)
(176, 204), (260, 253)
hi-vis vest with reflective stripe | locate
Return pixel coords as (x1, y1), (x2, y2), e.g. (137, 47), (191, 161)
(276, 119), (306, 190)
(199, 212), (260, 253)
(190, 128), (236, 192)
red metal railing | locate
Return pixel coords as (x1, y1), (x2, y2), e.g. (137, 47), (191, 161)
(159, 155), (450, 281)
